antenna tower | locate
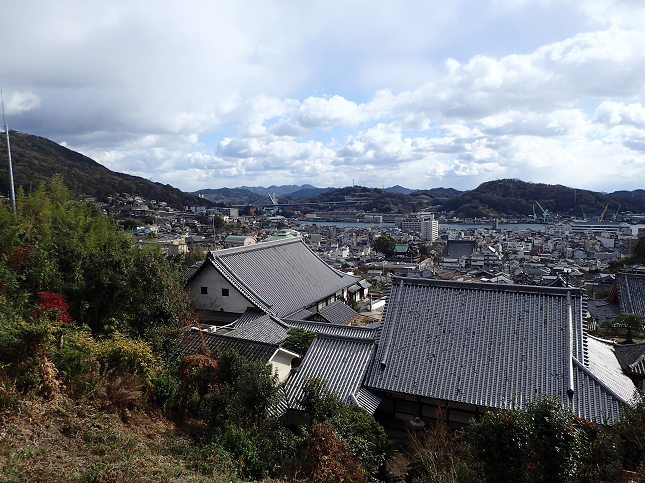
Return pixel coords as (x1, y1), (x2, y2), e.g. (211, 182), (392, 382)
(1, 90), (17, 215)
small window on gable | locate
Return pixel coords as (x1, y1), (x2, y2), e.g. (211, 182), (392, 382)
(222, 288), (230, 296)
(200, 287), (208, 294)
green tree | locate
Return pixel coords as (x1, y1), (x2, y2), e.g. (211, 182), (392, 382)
(213, 349), (280, 427)
(462, 406), (529, 483)
(372, 234), (397, 257)
(601, 312), (645, 344)
(282, 328), (316, 357)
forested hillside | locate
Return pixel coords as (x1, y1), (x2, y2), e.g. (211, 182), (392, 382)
(442, 179), (645, 218)
(0, 130), (209, 208)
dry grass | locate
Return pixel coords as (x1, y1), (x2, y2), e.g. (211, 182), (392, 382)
(0, 393), (279, 482)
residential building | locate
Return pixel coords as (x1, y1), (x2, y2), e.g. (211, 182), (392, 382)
(184, 238), (361, 324)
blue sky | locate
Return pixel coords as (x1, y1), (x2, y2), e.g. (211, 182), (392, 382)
(2, 0), (645, 192)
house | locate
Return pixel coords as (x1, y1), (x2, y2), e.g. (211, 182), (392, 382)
(359, 278), (635, 432)
(283, 277), (636, 433)
(305, 300), (359, 325)
(184, 238), (362, 324)
(180, 327), (299, 382)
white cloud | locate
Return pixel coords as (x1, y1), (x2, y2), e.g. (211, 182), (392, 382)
(594, 101), (645, 129)
(2, 1), (645, 192)
(2, 91), (40, 116)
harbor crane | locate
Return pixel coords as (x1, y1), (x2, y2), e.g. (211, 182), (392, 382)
(534, 200), (549, 219)
(599, 203), (610, 221)
(614, 204), (621, 221)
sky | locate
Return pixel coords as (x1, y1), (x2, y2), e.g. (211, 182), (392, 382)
(2, 0), (645, 193)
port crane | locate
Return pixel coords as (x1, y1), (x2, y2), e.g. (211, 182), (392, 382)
(534, 200), (549, 220)
(599, 203), (610, 221)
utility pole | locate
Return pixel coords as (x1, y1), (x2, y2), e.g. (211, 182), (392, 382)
(1, 90), (17, 215)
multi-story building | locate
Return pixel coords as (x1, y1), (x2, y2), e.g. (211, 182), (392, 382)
(395, 213), (439, 242)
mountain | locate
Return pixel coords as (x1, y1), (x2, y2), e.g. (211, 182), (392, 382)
(238, 184), (320, 196)
(611, 189), (645, 200)
(191, 187), (264, 205)
(0, 130), (209, 208)
(385, 185), (414, 194)
(286, 187), (333, 199)
(441, 179), (645, 218)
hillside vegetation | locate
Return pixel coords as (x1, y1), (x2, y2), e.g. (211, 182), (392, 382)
(0, 130), (208, 208)
(442, 179), (645, 218)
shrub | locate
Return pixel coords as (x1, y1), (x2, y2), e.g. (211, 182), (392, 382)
(213, 349), (279, 426)
(406, 414), (480, 483)
(93, 332), (158, 378)
(219, 424), (273, 480)
(302, 422), (367, 483)
(151, 373), (179, 408)
(616, 390), (645, 471)
(462, 407), (530, 483)
(299, 377), (395, 481)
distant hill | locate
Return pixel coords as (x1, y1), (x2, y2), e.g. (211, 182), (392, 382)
(276, 186), (436, 214)
(415, 187), (464, 199)
(441, 179), (645, 218)
(191, 187), (264, 205)
(238, 184), (320, 197)
(0, 130), (209, 208)
(611, 189), (645, 200)
(385, 185), (414, 194)
(286, 187), (332, 199)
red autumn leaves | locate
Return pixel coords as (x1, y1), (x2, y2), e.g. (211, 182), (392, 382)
(34, 291), (73, 323)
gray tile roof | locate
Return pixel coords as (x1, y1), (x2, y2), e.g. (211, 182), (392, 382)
(188, 239), (360, 318)
(180, 262), (203, 283)
(284, 319), (379, 340)
(180, 328), (279, 363)
(615, 273), (645, 317)
(615, 343), (645, 376)
(447, 240), (476, 258)
(285, 334), (380, 414)
(363, 277), (631, 423)
(317, 300), (358, 325)
(586, 299), (621, 324)
(586, 336), (637, 403)
(230, 308), (270, 328)
(288, 309), (315, 321)
(223, 314), (292, 345)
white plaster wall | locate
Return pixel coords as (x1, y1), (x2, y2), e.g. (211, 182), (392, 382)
(269, 350), (298, 382)
(189, 265), (253, 313)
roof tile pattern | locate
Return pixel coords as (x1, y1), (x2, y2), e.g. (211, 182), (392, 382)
(286, 335), (378, 413)
(616, 273), (645, 317)
(224, 314), (291, 345)
(571, 360), (625, 424)
(180, 329), (278, 362)
(284, 319), (379, 340)
(363, 278), (628, 423)
(201, 239), (360, 318)
(615, 343), (645, 376)
(230, 308), (267, 328)
(586, 336), (637, 403)
(318, 300), (358, 325)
